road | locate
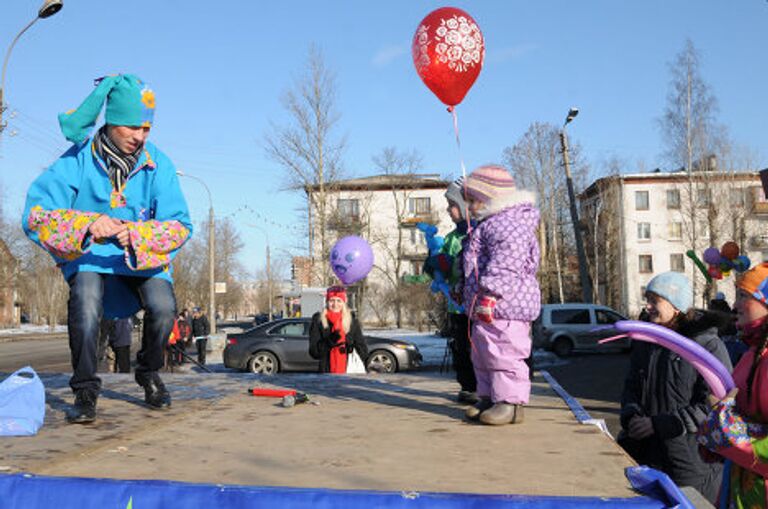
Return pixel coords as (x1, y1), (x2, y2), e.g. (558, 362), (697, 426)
(0, 336), (71, 373)
(545, 351), (631, 437)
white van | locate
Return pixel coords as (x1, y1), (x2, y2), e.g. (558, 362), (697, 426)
(532, 303), (631, 357)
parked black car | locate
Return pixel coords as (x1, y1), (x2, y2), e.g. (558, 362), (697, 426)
(223, 318), (422, 374)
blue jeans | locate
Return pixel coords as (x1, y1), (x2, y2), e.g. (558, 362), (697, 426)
(67, 272), (176, 393)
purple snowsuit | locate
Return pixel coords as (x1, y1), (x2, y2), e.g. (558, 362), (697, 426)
(462, 201), (540, 404)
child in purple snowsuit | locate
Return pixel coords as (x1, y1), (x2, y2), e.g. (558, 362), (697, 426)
(461, 164), (540, 426)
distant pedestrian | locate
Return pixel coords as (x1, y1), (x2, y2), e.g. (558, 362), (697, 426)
(619, 271), (731, 504)
(460, 165), (540, 425)
(309, 286), (368, 373)
(191, 307), (210, 366)
(109, 317), (133, 373)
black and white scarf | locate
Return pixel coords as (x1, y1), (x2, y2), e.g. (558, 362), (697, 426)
(93, 126), (141, 190)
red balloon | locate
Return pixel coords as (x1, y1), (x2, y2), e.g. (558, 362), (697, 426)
(412, 7), (485, 107)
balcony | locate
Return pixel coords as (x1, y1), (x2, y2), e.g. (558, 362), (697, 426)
(327, 213), (364, 234)
(400, 211), (438, 226)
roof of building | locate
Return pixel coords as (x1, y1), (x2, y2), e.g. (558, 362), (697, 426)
(304, 174), (449, 192)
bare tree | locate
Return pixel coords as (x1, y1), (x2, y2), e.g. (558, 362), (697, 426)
(264, 44), (346, 286)
(368, 147), (426, 328)
(503, 122), (589, 304)
(659, 39), (726, 300)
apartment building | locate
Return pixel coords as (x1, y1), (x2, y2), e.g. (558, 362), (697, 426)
(580, 170), (768, 318)
(304, 174), (453, 324)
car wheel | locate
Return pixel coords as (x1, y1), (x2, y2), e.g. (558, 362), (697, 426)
(552, 337), (574, 358)
(247, 351), (279, 374)
(366, 350), (397, 373)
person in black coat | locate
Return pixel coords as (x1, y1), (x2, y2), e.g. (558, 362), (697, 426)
(191, 308), (210, 365)
(308, 286), (367, 373)
(619, 272), (732, 505)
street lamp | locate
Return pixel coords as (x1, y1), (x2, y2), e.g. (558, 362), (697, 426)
(1, 0), (64, 134)
(177, 170), (216, 334)
(559, 107), (593, 303)
(246, 224), (273, 321)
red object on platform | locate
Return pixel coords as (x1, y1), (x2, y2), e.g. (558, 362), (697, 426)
(412, 6), (485, 107)
(249, 387), (297, 398)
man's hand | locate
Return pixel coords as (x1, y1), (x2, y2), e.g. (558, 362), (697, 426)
(628, 415), (654, 440)
(88, 215), (124, 241)
(114, 223), (130, 247)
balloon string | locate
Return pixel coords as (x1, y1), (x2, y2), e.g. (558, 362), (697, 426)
(450, 105), (477, 354)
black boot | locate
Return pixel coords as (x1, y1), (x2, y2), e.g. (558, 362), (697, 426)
(67, 390), (98, 424)
(136, 372), (171, 409)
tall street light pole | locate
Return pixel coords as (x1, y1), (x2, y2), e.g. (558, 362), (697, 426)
(177, 171), (216, 334)
(1, 0), (63, 135)
(560, 107), (593, 304)
(246, 223), (272, 321)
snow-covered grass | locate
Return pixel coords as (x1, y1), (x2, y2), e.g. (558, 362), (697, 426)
(0, 324), (67, 336)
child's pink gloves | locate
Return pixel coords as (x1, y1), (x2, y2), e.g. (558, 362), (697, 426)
(474, 295), (496, 323)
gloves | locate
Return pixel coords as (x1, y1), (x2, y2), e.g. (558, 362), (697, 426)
(473, 295), (496, 323)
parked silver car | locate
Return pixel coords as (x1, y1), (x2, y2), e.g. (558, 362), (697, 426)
(532, 303), (631, 357)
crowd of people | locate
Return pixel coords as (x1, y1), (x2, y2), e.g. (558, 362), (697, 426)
(19, 71), (767, 505)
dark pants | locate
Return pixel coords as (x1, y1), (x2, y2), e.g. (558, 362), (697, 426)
(196, 337), (207, 365)
(449, 313), (477, 392)
(67, 272), (176, 394)
(113, 345), (131, 373)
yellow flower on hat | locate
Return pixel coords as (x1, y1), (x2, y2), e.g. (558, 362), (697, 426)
(141, 88), (155, 109)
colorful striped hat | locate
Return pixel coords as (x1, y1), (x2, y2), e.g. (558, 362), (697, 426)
(58, 74), (156, 143)
(463, 164), (516, 204)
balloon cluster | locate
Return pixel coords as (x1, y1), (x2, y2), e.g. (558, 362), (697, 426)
(687, 242), (750, 282)
(417, 223), (463, 312)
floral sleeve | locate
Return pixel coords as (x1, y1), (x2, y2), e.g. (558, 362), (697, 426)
(697, 399), (768, 477)
(26, 205), (99, 261)
(124, 220), (190, 271)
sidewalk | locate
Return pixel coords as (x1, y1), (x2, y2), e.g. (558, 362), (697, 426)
(1, 369), (641, 499)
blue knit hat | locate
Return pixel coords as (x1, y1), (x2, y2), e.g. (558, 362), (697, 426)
(646, 271), (693, 312)
(58, 74), (156, 143)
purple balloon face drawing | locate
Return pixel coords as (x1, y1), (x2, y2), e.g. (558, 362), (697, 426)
(330, 236), (373, 285)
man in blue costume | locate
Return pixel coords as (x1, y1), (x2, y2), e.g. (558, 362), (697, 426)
(22, 74), (192, 423)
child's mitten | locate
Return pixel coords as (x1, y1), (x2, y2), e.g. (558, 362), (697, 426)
(474, 295), (496, 323)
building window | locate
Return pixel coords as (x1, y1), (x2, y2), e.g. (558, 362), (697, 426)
(668, 222), (682, 240)
(408, 197), (431, 216)
(410, 260), (423, 276)
(410, 228), (426, 246)
(666, 189), (681, 209)
(730, 188), (746, 207)
(670, 253), (685, 272)
(640, 285), (647, 300)
(337, 199), (359, 220)
(696, 189), (711, 208)
(635, 191), (649, 211)
(637, 223), (651, 241)
(639, 255), (653, 273)
(699, 221), (710, 239)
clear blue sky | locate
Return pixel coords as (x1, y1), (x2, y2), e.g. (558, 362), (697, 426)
(1, 0), (766, 275)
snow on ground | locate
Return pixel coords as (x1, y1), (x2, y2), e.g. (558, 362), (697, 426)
(366, 327), (564, 370)
(0, 324), (67, 335)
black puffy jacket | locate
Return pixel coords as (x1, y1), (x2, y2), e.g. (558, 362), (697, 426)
(620, 311), (732, 501)
(308, 311), (367, 373)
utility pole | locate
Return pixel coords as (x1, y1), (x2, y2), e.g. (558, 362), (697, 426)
(560, 108), (593, 303)
(208, 204), (216, 333)
(266, 242), (273, 321)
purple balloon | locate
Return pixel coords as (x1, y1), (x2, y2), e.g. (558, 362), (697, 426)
(330, 236), (374, 285)
(702, 247), (722, 265)
(611, 320), (734, 399)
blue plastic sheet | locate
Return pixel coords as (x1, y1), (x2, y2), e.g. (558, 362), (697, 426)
(0, 474), (673, 509)
(626, 466), (696, 509)
(0, 366), (45, 436)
